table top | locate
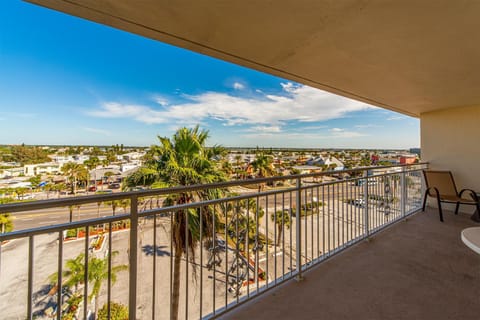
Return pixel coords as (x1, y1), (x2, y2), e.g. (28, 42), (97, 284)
(461, 227), (480, 255)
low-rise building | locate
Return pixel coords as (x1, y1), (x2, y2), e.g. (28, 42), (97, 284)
(24, 163), (61, 176)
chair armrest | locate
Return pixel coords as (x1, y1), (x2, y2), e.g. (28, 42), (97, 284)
(459, 188), (479, 201)
(426, 187), (441, 198)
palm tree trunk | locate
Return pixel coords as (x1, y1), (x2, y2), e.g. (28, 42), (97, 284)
(73, 177), (77, 195)
(277, 224), (283, 244)
(95, 294), (99, 319)
(171, 250), (182, 320)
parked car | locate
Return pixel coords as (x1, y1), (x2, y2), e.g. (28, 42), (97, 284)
(353, 199), (365, 207)
(18, 194), (34, 200)
(108, 183), (120, 189)
(347, 198), (365, 207)
(88, 186), (97, 192)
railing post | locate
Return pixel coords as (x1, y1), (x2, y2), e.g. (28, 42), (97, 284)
(363, 171), (370, 239)
(295, 177), (303, 281)
(129, 196), (138, 320)
(401, 166), (407, 218)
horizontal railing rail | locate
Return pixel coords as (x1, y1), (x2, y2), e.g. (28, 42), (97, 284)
(0, 163), (427, 320)
(0, 162), (427, 214)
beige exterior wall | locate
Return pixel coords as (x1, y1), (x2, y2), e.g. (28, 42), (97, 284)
(421, 105), (480, 212)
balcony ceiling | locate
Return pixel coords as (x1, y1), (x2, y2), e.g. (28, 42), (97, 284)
(27, 0), (480, 117)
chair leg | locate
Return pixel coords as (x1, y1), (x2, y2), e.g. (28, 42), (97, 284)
(436, 196), (444, 222)
(455, 202), (460, 215)
(422, 190), (429, 212)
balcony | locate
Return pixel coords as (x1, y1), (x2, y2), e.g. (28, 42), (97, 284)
(221, 206), (480, 320)
(2, 163), (465, 320)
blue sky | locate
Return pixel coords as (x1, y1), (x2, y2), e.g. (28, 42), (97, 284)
(0, 1), (419, 149)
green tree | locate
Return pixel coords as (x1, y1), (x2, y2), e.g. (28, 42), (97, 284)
(0, 213), (13, 233)
(49, 253), (85, 293)
(104, 200), (121, 215)
(221, 160), (234, 176)
(119, 199), (130, 213)
(49, 252), (127, 318)
(148, 126), (226, 320)
(14, 187), (29, 200)
(61, 162), (88, 195)
(10, 145), (50, 165)
(106, 150), (117, 164)
(271, 210), (292, 244)
(97, 302), (128, 320)
(124, 167), (158, 188)
(88, 252), (128, 317)
(28, 175), (41, 189)
(251, 153), (275, 178)
(227, 198), (265, 253)
(251, 153), (275, 191)
(103, 171), (115, 188)
(84, 157), (100, 190)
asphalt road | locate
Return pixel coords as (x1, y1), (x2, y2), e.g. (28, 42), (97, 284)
(10, 182), (421, 232)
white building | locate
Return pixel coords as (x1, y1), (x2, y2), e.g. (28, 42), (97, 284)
(24, 163), (62, 177)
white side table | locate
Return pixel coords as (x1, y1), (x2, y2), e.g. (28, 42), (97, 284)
(461, 227), (480, 254)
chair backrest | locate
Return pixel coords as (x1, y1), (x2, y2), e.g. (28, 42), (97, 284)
(423, 170), (458, 196)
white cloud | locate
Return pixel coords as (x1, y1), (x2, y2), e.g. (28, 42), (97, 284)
(88, 83), (373, 128)
(245, 125), (282, 133)
(387, 116), (405, 121)
(240, 130), (366, 140)
(82, 127), (111, 136)
(291, 125), (328, 132)
(233, 82), (245, 90)
(153, 95), (169, 106)
(327, 127), (367, 138)
(355, 124), (383, 128)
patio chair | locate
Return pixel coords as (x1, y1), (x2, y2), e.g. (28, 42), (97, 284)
(422, 170), (480, 222)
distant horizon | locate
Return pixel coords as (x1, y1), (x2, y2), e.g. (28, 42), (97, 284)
(0, 1), (419, 149)
(0, 143), (420, 151)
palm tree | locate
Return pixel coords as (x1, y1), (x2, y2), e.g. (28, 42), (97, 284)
(104, 171), (115, 188)
(104, 200), (121, 215)
(144, 126), (226, 320)
(84, 157), (100, 191)
(124, 167), (158, 189)
(96, 201), (103, 218)
(119, 199), (130, 213)
(49, 253), (85, 293)
(14, 187), (28, 200)
(270, 210), (292, 244)
(251, 153), (275, 191)
(62, 162), (88, 195)
(221, 160), (234, 177)
(48, 252), (127, 318)
(88, 252), (128, 317)
(234, 155), (243, 179)
(227, 198), (265, 253)
(0, 213), (13, 234)
(251, 153), (275, 178)
(68, 205), (74, 222)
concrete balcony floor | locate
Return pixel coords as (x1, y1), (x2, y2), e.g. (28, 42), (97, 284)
(220, 208), (480, 320)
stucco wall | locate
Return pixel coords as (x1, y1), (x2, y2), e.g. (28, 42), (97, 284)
(421, 105), (480, 213)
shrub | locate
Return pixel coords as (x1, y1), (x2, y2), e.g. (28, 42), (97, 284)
(66, 229), (77, 238)
(97, 302), (129, 320)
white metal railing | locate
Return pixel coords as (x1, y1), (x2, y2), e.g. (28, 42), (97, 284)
(0, 163), (427, 319)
